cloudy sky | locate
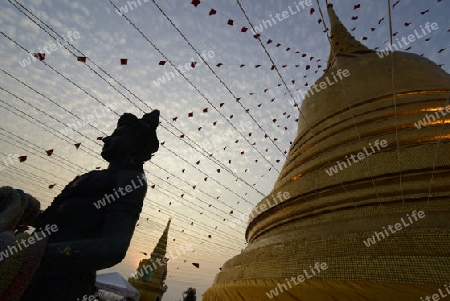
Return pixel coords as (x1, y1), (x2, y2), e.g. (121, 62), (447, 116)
(0, 0), (448, 299)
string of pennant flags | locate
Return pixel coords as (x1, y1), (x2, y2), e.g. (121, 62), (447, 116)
(11, 0), (449, 193)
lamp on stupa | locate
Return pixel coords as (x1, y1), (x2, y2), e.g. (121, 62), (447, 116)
(204, 4), (450, 301)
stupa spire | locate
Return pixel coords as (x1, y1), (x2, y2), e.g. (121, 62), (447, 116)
(326, 3), (374, 69)
(150, 217), (171, 258)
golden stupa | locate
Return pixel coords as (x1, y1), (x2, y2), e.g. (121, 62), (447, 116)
(204, 4), (450, 300)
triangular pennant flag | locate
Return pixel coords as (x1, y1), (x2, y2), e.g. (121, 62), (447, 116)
(18, 156), (27, 162)
(46, 149), (54, 156)
(33, 53), (45, 61)
(77, 56), (86, 63)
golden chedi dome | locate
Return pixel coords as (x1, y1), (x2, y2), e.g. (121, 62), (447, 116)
(204, 4), (450, 301)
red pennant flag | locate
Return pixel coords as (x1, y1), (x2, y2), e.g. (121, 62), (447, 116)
(209, 8), (216, 15)
(120, 58), (128, 65)
(33, 53), (45, 61)
(219, 103), (224, 107)
(191, 61), (197, 68)
(46, 149), (53, 156)
(74, 143), (81, 149)
(77, 56), (86, 63)
(241, 27), (247, 32)
(196, 160), (200, 165)
(217, 169), (220, 173)
(173, 117), (178, 121)
(151, 184), (155, 189)
(267, 39), (272, 44)
(160, 141), (165, 145)
(159, 61), (166, 65)
(18, 156), (27, 162)
(216, 63), (223, 67)
(96, 167), (101, 169)
(213, 121), (217, 126)
(188, 112), (193, 117)
(310, 8), (315, 15)
(354, 4), (361, 9)
(230, 210), (233, 214)
(97, 137), (103, 140)
(180, 134), (185, 138)
(48, 184), (56, 189)
(191, 0), (200, 7)
(227, 19), (233, 25)
(192, 263), (200, 268)
(202, 108), (208, 113)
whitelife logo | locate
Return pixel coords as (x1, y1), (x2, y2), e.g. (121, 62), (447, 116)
(377, 22), (439, 58)
(414, 105), (450, 129)
(362, 210), (425, 247)
(266, 262), (328, 299)
(325, 139), (388, 176)
(93, 174), (146, 209)
(0, 224), (58, 262)
(228, 191), (291, 228)
(18, 31), (81, 67)
(153, 50), (215, 87)
(288, 69), (350, 107)
(250, 0), (313, 35)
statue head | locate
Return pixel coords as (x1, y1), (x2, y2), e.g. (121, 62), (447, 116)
(101, 110), (160, 168)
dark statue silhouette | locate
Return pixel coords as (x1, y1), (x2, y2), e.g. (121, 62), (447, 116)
(20, 110), (160, 300)
(183, 287), (196, 301)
